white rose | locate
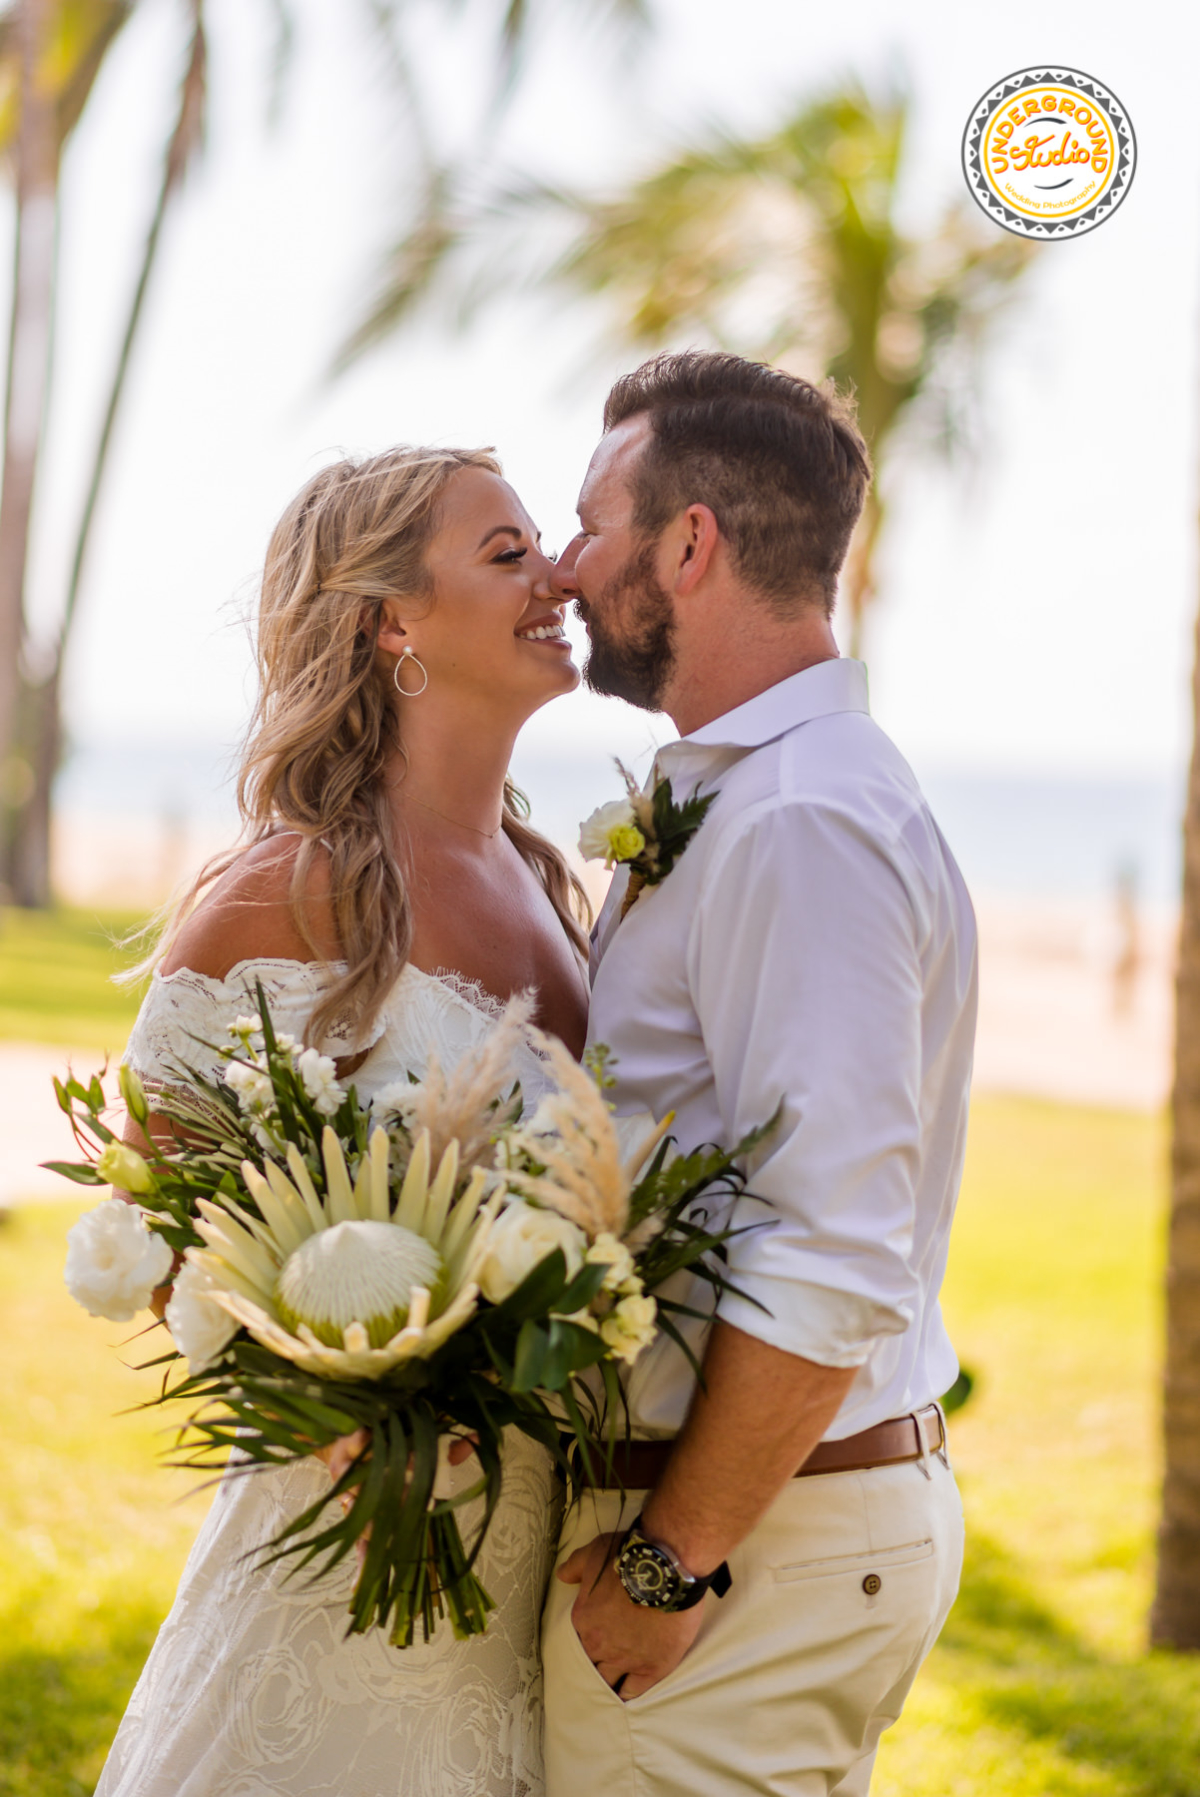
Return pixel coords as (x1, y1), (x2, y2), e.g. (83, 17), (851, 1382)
(600, 1291), (658, 1365)
(586, 1231), (636, 1293)
(577, 798), (646, 868)
(165, 1258), (238, 1373)
(297, 1047), (345, 1117)
(479, 1201), (587, 1304)
(64, 1199), (174, 1322)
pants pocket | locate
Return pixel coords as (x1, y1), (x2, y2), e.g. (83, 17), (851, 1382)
(772, 1537), (934, 1584)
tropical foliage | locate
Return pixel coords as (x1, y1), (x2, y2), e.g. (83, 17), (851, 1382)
(0, 0), (645, 907)
(0, 0), (221, 905)
(343, 81), (1038, 653)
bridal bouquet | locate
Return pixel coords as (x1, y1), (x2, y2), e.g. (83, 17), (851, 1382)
(55, 989), (770, 1648)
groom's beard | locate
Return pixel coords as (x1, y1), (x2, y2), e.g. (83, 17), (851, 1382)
(580, 540), (676, 712)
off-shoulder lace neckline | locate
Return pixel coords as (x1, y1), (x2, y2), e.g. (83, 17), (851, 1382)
(154, 956), (510, 1027)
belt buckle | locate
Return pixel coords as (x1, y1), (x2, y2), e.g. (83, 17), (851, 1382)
(913, 1404), (949, 1478)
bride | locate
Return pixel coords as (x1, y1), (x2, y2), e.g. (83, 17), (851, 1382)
(96, 446), (590, 1797)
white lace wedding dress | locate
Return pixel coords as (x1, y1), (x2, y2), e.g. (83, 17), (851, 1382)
(95, 957), (563, 1797)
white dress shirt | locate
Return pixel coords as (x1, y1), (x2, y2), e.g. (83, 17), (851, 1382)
(587, 657), (978, 1441)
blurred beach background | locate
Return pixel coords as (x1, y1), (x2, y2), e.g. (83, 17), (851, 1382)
(3, 0), (1200, 1790)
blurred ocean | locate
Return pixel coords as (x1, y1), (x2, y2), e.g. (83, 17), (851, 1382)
(12, 737), (1176, 1137)
(54, 736), (1186, 908)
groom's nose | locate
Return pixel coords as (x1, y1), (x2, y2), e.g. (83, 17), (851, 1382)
(550, 534), (584, 599)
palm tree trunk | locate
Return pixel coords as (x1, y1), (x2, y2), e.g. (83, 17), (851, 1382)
(8, 661), (58, 905)
(0, 0), (57, 880)
(8, 4), (206, 906)
(1152, 568), (1200, 1649)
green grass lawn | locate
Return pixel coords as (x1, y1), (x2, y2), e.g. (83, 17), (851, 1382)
(1, 1094), (1195, 1796)
(874, 1098), (1199, 1796)
(0, 909), (147, 1050)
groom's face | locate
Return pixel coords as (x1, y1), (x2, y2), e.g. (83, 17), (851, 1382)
(557, 418), (677, 712)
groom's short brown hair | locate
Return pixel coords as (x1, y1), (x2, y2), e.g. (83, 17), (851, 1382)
(603, 352), (871, 616)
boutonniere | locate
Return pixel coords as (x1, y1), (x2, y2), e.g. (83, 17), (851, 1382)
(578, 761), (719, 919)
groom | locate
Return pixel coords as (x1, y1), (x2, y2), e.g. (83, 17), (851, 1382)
(542, 351), (976, 1796)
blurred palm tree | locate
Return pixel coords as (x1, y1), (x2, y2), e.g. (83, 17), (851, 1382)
(0, 0), (136, 901)
(344, 82), (1037, 653)
(1155, 582), (1200, 1648)
(0, 0), (641, 907)
(0, 0), (213, 906)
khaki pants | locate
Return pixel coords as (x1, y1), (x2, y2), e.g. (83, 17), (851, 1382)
(542, 1452), (963, 1797)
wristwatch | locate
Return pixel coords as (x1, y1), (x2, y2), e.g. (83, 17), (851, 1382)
(615, 1519), (732, 1612)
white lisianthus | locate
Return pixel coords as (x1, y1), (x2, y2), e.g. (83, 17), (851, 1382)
(297, 1047), (345, 1117)
(478, 1201), (587, 1304)
(577, 799), (646, 869)
(166, 1258), (238, 1372)
(64, 1199), (174, 1322)
(599, 1291), (658, 1365)
(117, 1064), (151, 1129)
(229, 1015), (261, 1038)
(95, 1141), (156, 1195)
(586, 1231), (636, 1293)
(226, 1058), (274, 1113)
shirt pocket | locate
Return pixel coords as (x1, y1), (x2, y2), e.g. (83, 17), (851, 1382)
(771, 1537), (933, 1584)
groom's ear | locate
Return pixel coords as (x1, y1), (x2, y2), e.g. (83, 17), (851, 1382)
(672, 504), (722, 597)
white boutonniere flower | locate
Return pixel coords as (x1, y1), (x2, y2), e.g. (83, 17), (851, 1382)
(578, 798), (647, 869)
(578, 761), (718, 918)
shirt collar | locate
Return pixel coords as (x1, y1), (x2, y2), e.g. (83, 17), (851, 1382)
(660, 658), (869, 769)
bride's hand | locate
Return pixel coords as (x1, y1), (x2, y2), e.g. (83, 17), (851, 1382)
(316, 1430), (479, 1496)
(315, 1429), (370, 1484)
(318, 1429), (480, 1572)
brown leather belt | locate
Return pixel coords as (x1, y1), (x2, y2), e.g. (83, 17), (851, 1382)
(568, 1404), (946, 1490)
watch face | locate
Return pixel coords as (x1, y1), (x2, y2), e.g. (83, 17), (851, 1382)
(618, 1538), (684, 1609)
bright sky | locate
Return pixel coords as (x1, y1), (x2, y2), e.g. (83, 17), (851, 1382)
(11, 0), (1197, 785)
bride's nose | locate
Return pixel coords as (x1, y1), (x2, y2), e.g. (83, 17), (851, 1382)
(530, 552), (566, 602)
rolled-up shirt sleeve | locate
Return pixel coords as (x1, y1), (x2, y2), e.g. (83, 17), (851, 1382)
(689, 798), (926, 1367)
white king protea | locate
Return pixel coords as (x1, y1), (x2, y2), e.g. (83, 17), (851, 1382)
(185, 1124), (502, 1379)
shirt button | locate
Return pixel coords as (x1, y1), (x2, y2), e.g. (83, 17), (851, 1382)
(862, 1574), (882, 1595)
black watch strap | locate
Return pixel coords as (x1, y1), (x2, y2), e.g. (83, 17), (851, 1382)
(673, 1555), (732, 1609)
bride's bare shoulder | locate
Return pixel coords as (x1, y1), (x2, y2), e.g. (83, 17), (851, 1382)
(159, 835), (340, 979)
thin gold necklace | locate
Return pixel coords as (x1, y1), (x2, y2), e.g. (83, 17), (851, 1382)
(404, 792), (504, 840)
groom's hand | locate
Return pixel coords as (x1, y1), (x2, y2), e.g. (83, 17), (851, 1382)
(558, 1531), (704, 1701)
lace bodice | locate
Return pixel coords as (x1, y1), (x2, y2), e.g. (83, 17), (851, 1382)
(100, 956), (563, 1797)
(125, 955), (554, 1109)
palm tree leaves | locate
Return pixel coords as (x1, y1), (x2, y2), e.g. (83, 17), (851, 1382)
(335, 74), (1038, 651)
(0, 1), (135, 165)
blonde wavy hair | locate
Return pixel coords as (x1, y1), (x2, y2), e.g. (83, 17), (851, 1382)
(143, 445), (590, 1044)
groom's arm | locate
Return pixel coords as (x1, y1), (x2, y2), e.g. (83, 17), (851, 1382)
(559, 1325), (854, 1697)
(640, 1325), (856, 1572)
(564, 798), (928, 1695)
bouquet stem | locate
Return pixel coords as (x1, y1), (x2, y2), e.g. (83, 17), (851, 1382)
(380, 1510), (497, 1648)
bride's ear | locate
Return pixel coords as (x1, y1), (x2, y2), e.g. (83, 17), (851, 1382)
(374, 600), (410, 661)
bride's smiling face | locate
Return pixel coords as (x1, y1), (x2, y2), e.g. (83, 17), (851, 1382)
(378, 466), (577, 713)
